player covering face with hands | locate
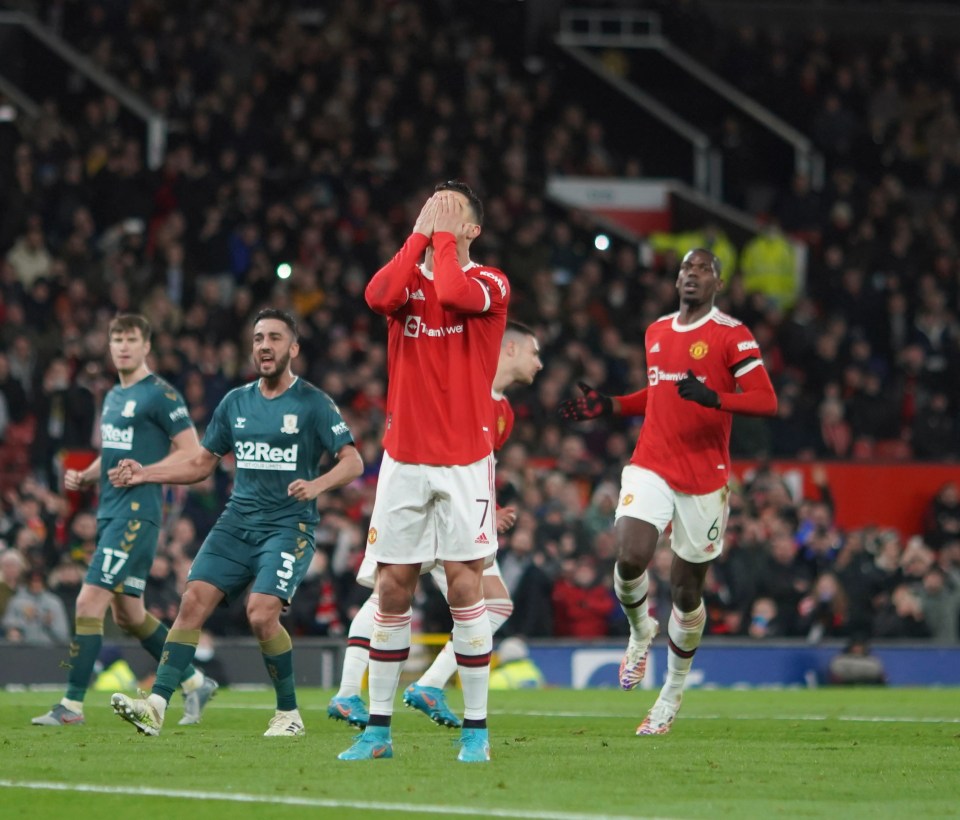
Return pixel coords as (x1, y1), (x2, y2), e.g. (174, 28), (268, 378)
(559, 248), (776, 736)
(340, 181), (509, 763)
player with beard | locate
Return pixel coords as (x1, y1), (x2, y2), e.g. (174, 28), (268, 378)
(109, 309), (363, 737)
(32, 313), (218, 728)
(559, 248), (777, 735)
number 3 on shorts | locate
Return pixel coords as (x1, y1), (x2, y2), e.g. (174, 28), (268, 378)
(707, 518), (720, 541)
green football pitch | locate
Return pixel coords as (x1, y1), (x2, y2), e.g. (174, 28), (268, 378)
(2, 687), (958, 819)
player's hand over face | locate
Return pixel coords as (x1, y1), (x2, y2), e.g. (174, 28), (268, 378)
(496, 506), (518, 533)
(432, 193), (465, 236)
(287, 479), (320, 502)
(413, 194), (440, 238)
(557, 382), (613, 421)
(676, 370), (720, 408)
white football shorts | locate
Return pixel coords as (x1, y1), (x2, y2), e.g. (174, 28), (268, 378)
(615, 465), (729, 563)
(361, 452), (497, 581)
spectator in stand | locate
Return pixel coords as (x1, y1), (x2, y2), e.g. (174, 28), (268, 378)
(2, 569), (69, 645)
(757, 531), (812, 636)
(911, 392), (958, 460)
(498, 526), (554, 638)
(551, 556), (616, 638)
(0, 352), (29, 424)
(917, 565), (960, 643)
(30, 358), (96, 489)
(287, 550), (344, 637)
(797, 572), (849, 642)
(833, 530), (886, 638)
(746, 597), (782, 639)
(144, 552), (181, 627)
(0, 547), (26, 627)
(924, 482), (960, 550)
(48, 558), (85, 627)
(873, 584), (931, 639)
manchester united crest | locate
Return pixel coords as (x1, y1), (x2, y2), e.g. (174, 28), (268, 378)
(367, 527), (378, 544)
(689, 341), (709, 360)
(497, 415), (507, 436)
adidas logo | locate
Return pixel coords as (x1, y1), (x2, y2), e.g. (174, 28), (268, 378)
(474, 532), (490, 544)
(650, 342), (660, 353)
(410, 288), (425, 300)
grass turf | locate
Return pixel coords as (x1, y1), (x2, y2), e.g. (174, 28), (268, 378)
(2, 687), (958, 819)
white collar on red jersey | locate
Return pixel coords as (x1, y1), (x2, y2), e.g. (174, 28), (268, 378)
(491, 388), (505, 400)
(671, 306), (718, 333)
(418, 260), (479, 280)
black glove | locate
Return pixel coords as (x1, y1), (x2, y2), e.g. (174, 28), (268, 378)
(677, 370), (720, 408)
(558, 382), (613, 421)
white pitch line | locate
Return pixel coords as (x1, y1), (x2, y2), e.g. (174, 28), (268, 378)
(0, 780), (675, 820)
(202, 704), (960, 724)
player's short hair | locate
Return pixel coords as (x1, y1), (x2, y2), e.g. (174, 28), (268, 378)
(436, 179), (484, 225)
(682, 248), (722, 277)
(504, 320), (536, 343)
(109, 313), (151, 342)
(253, 308), (299, 340)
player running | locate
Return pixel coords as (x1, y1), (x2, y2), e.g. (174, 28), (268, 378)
(559, 248), (777, 735)
(109, 309), (362, 737)
(328, 321), (542, 730)
(32, 314), (217, 728)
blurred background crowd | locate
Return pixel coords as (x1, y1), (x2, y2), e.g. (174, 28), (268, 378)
(1, 0), (959, 647)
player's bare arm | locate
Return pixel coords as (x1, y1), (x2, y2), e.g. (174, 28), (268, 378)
(110, 443), (220, 488)
(65, 457), (101, 491)
(287, 443), (363, 501)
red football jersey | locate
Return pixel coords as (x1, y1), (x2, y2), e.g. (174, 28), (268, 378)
(492, 392), (515, 451)
(366, 231), (510, 466)
(631, 308), (765, 494)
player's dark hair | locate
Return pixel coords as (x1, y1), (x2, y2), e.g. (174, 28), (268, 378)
(685, 248), (722, 277)
(436, 179), (484, 225)
(109, 313), (151, 342)
(253, 308), (299, 340)
(504, 320), (536, 340)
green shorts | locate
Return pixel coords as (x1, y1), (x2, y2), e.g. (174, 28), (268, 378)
(86, 518), (160, 597)
(188, 522), (314, 604)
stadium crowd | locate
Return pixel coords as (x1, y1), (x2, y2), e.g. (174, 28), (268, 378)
(1, 0), (959, 646)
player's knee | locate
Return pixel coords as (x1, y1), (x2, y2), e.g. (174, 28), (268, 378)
(245, 602), (281, 636)
(671, 585), (702, 613)
(112, 607), (137, 631)
(445, 574), (482, 608)
(75, 588), (108, 620)
(376, 573), (414, 613)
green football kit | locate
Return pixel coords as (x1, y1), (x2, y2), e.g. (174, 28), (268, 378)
(190, 377), (354, 602)
(88, 375), (193, 595)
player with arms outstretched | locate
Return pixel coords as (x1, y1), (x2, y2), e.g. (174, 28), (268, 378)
(109, 309), (363, 737)
(32, 314), (217, 727)
(328, 321), (541, 729)
(338, 181), (509, 763)
(559, 248), (777, 735)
